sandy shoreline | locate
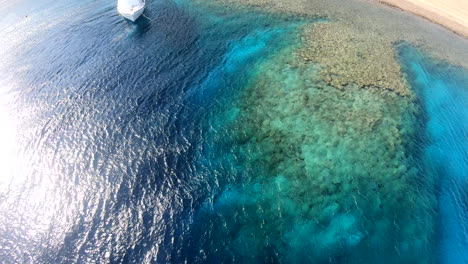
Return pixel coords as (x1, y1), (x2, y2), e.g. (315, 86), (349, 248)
(377, 0), (468, 37)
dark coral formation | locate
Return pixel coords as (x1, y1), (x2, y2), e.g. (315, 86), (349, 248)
(206, 44), (437, 262)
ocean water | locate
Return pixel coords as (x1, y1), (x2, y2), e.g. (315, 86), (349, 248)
(0, 0), (467, 263)
(398, 44), (468, 264)
(191, 42), (437, 263)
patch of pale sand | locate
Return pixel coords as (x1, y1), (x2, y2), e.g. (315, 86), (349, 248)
(378, 0), (468, 37)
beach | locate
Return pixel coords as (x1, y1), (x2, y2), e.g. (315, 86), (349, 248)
(378, 0), (468, 37)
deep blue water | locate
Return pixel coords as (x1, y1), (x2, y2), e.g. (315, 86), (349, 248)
(0, 0), (304, 262)
(0, 0), (467, 263)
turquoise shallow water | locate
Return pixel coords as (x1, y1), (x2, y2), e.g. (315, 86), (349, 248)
(0, 0), (467, 263)
(398, 44), (468, 264)
(189, 44), (433, 262)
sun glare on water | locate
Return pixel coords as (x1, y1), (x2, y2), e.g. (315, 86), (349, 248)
(0, 91), (20, 190)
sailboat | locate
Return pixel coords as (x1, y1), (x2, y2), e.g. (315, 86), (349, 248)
(118, 0), (146, 22)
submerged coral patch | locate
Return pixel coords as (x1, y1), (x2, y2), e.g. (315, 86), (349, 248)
(186, 0), (467, 262)
(298, 23), (409, 95)
(194, 41), (437, 262)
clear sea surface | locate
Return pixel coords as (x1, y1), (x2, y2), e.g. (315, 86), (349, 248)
(0, 0), (467, 263)
(398, 44), (468, 264)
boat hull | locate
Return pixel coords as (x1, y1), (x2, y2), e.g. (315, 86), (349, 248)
(117, 1), (145, 22)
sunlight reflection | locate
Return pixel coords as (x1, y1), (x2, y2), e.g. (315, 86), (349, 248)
(0, 90), (20, 190)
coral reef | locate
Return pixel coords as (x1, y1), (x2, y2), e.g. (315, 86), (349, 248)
(298, 23), (409, 95)
(197, 0), (468, 96)
(188, 0), (468, 261)
(201, 43), (437, 262)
